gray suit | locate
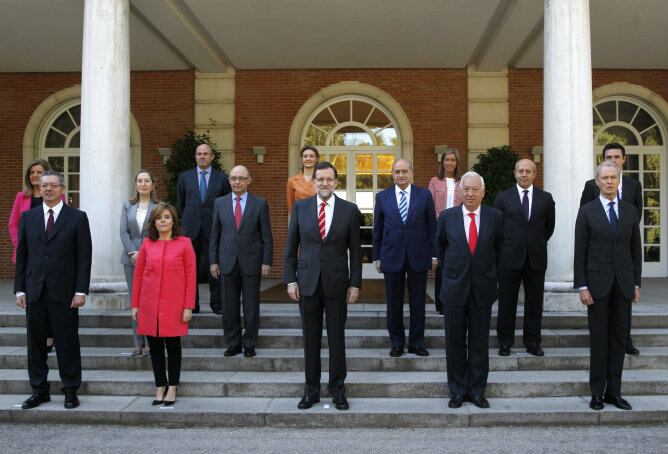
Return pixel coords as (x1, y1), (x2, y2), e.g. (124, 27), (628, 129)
(209, 192), (273, 350)
(119, 200), (156, 350)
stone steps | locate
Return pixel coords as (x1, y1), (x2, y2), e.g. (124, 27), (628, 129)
(1, 347), (667, 372)
(2, 394), (667, 427)
(0, 369), (666, 398)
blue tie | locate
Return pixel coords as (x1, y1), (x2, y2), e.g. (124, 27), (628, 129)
(608, 201), (619, 235)
(399, 191), (408, 224)
(199, 171), (208, 203)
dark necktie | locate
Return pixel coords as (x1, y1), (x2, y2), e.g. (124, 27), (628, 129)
(46, 209), (54, 238)
(199, 171), (208, 203)
(608, 201), (619, 235)
(235, 196), (242, 229)
(522, 190), (530, 222)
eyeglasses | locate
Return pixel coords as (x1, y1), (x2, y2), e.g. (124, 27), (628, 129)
(229, 176), (249, 182)
(315, 177), (336, 184)
(39, 183), (63, 189)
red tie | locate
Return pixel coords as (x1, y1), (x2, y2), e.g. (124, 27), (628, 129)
(468, 212), (477, 254)
(235, 196), (242, 229)
(46, 209), (54, 238)
(318, 202), (327, 240)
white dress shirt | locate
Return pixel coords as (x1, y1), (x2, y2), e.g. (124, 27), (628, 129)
(232, 191), (248, 215)
(395, 184), (411, 213)
(317, 194), (335, 236)
(445, 178), (456, 209)
(600, 194), (619, 221)
(462, 204), (481, 239)
(517, 184), (534, 219)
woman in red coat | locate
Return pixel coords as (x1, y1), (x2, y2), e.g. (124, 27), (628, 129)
(131, 203), (196, 407)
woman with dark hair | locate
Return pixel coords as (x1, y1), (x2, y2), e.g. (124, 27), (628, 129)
(131, 203), (196, 406)
(428, 149), (463, 315)
(120, 170), (159, 356)
(287, 145), (319, 213)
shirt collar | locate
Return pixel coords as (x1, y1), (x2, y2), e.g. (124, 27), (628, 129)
(317, 194), (336, 208)
(599, 194), (619, 208)
(43, 200), (64, 216)
(462, 204), (481, 217)
(395, 184), (411, 196)
(517, 184), (533, 194)
(233, 192), (248, 201)
(198, 166), (212, 175)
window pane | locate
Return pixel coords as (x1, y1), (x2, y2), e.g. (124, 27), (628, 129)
(644, 190), (660, 208)
(312, 108), (336, 128)
(69, 192), (79, 209)
(332, 126), (373, 146)
(644, 172), (660, 189)
(329, 100), (350, 123)
(69, 105), (81, 126)
(641, 126), (663, 146)
(596, 101), (616, 123)
(632, 108), (655, 133)
(45, 128), (66, 148)
(366, 108), (390, 128)
(68, 156), (80, 172)
(644, 246), (660, 262)
(304, 125), (327, 146)
(328, 154), (347, 190)
(644, 209), (659, 226)
(593, 107), (603, 128)
(624, 171), (639, 181)
(68, 174), (79, 191)
(360, 212), (374, 227)
(624, 154), (639, 171)
(352, 101), (372, 123)
(355, 154), (373, 190)
(644, 154), (661, 171)
(376, 127), (398, 146)
(52, 111), (75, 135)
(645, 227), (661, 244)
(48, 156), (64, 172)
(377, 153), (395, 189)
(618, 101), (637, 123)
(69, 131), (80, 148)
(596, 125), (638, 146)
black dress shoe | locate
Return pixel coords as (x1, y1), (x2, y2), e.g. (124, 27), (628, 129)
(389, 346), (404, 357)
(152, 386), (167, 406)
(64, 391), (79, 409)
(192, 307), (200, 314)
(604, 395), (632, 410)
(526, 346), (544, 357)
(448, 395), (463, 408)
(213, 309), (222, 315)
(297, 395), (320, 410)
(437, 309), (444, 316)
(626, 345), (640, 356)
(590, 396), (604, 410)
(163, 387), (177, 407)
(244, 348), (256, 358)
(498, 344), (511, 356)
(468, 395), (490, 409)
(407, 345), (429, 356)
(21, 393), (50, 409)
(333, 395), (349, 410)
(224, 345), (242, 357)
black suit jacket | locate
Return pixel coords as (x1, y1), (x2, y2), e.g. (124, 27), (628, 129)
(209, 192), (273, 275)
(177, 167), (231, 239)
(14, 204), (92, 304)
(580, 176), (643, 220)
(284, 195), (363, 299)
(493, 186), (555, 271)
(437, 205), (504, 308)
(573, 199), (642, 301)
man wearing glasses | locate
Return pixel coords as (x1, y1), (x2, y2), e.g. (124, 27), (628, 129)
(209, 165), (273, 358)
(14, 170), (92, 410)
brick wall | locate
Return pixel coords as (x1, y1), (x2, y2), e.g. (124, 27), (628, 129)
(235, 69), (469, 277)
(0, 70), (195, 277)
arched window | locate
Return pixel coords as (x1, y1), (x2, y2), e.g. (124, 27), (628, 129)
(593, 97), (666, 275)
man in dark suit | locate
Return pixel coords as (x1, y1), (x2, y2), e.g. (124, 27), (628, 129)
(210, 165), (273, 358)
(14, 170), (92, 410)
(494, 159), (555, 357)
(437, 171), (503, 409)
(177, 143), (231, 314)
(372, 158), (437, 358)
(284, 161), (362, 411)
(574, 161), (641, 411)
(580, 142), (643, 356)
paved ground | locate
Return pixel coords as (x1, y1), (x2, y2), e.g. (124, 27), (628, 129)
(3, 423), (668, 453)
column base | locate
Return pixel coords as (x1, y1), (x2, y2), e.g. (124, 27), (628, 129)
(84, 280), (129, 311)
(543, 281), (585, 312)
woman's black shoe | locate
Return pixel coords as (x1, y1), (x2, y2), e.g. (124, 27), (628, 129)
(163, 386), (177, 406)
(152, 386), (167, 406)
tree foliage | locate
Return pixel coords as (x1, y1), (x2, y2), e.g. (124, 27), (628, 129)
(471, 145), (520, 206)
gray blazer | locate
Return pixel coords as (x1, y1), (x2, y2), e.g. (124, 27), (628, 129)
(119, 200), (156, 265)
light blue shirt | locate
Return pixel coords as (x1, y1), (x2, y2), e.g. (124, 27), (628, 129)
(395, 184), (411, 212)
(198, 166), (212, 186)
(232, 192), (248, 215)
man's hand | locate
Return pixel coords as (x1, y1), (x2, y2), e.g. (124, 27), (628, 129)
(183, 308), (193, 323)
(579, 289), (594, 306)
(70, 294), (86, 309)
(210, 264), (220, 279)
(632, 287), (641, 303)
(16, 295), (26, 309)
(131, 307), (139, 321)
(374, 261), (382, 273)
(431, 258), (438, 272)
(261, 265), (271, 277)
(287, 283), (300, 302)
(346, 287), (359, 305)
(129, 251), (138, 265)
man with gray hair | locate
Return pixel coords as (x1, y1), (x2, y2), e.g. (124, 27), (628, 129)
(436, 171), (503, 409)
(574, 161), (641, 411)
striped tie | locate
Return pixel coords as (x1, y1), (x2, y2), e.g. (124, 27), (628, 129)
(318, 201), (327, 240)
(399, 191), (408, 224)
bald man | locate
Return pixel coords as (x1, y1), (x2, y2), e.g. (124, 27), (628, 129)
(209, 166), (273, 357)
(494, 159), (555, 357)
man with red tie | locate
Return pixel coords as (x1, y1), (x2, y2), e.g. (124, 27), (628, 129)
(209, 165), (273, 358)
(436, 171), (504, 409)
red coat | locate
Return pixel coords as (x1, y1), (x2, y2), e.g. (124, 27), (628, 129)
(131, 236), (196, 337)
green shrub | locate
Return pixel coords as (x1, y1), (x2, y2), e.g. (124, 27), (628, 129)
(471, 145), (519, 206)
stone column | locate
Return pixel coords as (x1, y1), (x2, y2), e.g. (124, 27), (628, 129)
(543, 0), (593, 311)
(79, 0), (131, 309)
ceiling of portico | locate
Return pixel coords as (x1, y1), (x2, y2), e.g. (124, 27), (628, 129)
(0, 0), (666, 73)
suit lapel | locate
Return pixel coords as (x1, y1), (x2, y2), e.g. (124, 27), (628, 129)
(592, 201), (615, 238)
(238, 193), (253, 231)
(306, 196), (321, 240)
(453, 208), (471, 257)
(206, 169), (220, 203)
(33, 207), (46, 244)
(324, 195), (343, 242)
(476, 206), (491, 254)
(46, 204), (72, 243)
(141, 201), (156, 233)
(405, 185), (416, 225)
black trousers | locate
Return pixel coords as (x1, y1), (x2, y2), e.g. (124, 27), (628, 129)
(587, 281), (630, 397)
(146, 336), (182, 387)
(192, 230), (221, 312)
(496, 255), (545, 348)
(26, 290), (81, 394)
(298, 280), (347, 399)
(384, 256), (427, 348)
(445, 292), (492, 398)
(626, 303), (634, 349)
(434, 263), (444, 313)
(221, 260), (261, 350)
